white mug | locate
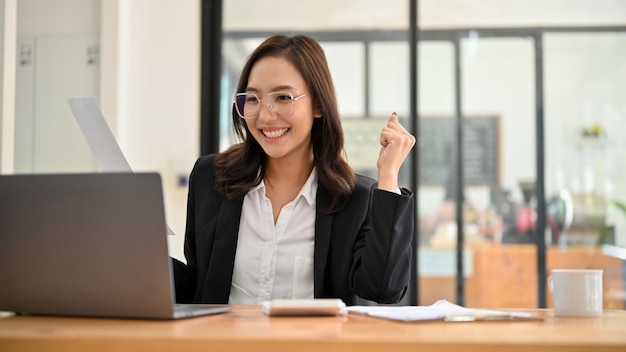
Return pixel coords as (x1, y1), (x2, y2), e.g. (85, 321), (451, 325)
(548, 269), (603, 317)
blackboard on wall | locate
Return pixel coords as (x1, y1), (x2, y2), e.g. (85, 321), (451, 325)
(419, 116), (500, 186)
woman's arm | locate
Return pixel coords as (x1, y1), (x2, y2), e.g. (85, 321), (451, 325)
(350, 185), (414, 304)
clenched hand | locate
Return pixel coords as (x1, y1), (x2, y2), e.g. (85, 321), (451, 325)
(377, 112), (416, 191)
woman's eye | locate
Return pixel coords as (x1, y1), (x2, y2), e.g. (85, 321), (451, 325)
(246, 96), (259, 103)
(275, 94), (291, 102)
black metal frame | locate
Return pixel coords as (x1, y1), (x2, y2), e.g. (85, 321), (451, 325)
(408, 0), (419, 306)
(202, 0), (626, 307)
(452, 34), (465, 306)
(534, 34), (547, 307)
(200, 0), (222, 155)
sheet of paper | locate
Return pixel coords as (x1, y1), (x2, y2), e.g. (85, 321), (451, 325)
(347, 300), (539, 322)
(67, 97), (132, 173)
(67, 97), (175, 236)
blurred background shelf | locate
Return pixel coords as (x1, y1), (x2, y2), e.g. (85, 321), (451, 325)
(420, 243), (625, 309)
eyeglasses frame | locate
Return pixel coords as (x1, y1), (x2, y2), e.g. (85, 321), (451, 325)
(233, 91), (310, 119)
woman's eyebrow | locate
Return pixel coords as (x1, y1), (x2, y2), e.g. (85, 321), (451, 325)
(245, 85), (297, 93)
(271, 85), (297, 91)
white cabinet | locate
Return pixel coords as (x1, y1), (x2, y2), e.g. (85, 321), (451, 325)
(15, 35), (99, 173)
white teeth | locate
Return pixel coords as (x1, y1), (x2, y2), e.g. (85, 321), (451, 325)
(263, 128), (288, 138)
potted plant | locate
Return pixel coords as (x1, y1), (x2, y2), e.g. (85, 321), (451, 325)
(600, 200), (626, 244)
(614, 200), (626, 216)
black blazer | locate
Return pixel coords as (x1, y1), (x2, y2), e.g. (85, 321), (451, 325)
(172, 154), (414, 305)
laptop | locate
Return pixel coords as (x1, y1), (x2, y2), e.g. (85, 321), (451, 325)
(0, 172), (231, 319)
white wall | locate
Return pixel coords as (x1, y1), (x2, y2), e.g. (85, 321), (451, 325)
(223, 0), (626, 30)
(100, 0), (201, 261)
(6, 0), (198, 260)
(418, 0), (626, 29)
(10, 0), (99, 175)
(16, 0), (99, 36)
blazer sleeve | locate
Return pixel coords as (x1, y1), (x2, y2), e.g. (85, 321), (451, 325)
(172, 257), (195, 303)
(350, 183), (414, 304)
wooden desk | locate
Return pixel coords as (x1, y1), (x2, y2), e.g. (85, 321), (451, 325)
(1, 306), (625, 352)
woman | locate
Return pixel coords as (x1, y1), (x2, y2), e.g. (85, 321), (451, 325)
(173, 34), (416, 305)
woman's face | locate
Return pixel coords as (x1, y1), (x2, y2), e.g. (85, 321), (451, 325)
(243, 55), (321, 162)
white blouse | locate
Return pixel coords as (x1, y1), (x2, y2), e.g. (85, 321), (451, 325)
(229, 169), (317, 304)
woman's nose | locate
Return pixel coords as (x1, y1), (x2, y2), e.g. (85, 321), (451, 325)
(257, 102), (278, 121)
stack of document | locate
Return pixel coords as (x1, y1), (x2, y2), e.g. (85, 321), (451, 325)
(348, 300), (542, 322)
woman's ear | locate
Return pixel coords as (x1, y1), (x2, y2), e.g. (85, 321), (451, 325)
(314, 104), (323, 118)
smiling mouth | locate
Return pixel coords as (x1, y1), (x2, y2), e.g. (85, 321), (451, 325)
(262, 128), (289, 139)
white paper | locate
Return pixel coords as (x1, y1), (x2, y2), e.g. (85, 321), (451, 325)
(67, 97), (132, 173)
(347, 300), (536, 322)
(67, 97), (175, 236)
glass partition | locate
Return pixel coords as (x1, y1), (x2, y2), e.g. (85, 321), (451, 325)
(220, 0), (626, 308)
(544, 31), (626, 309)
(222, 1), (413, 304)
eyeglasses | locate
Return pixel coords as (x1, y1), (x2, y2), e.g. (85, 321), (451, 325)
(233, 91), (309, 119)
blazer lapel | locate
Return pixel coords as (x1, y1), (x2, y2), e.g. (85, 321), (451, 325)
(202, 197), (243, 303)
(314, 185), (334, 297)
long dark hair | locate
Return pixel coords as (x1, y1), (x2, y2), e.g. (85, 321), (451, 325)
(214, 34), (356, 213)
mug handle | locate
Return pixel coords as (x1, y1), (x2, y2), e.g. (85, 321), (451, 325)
(547, 275), (554, 292)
